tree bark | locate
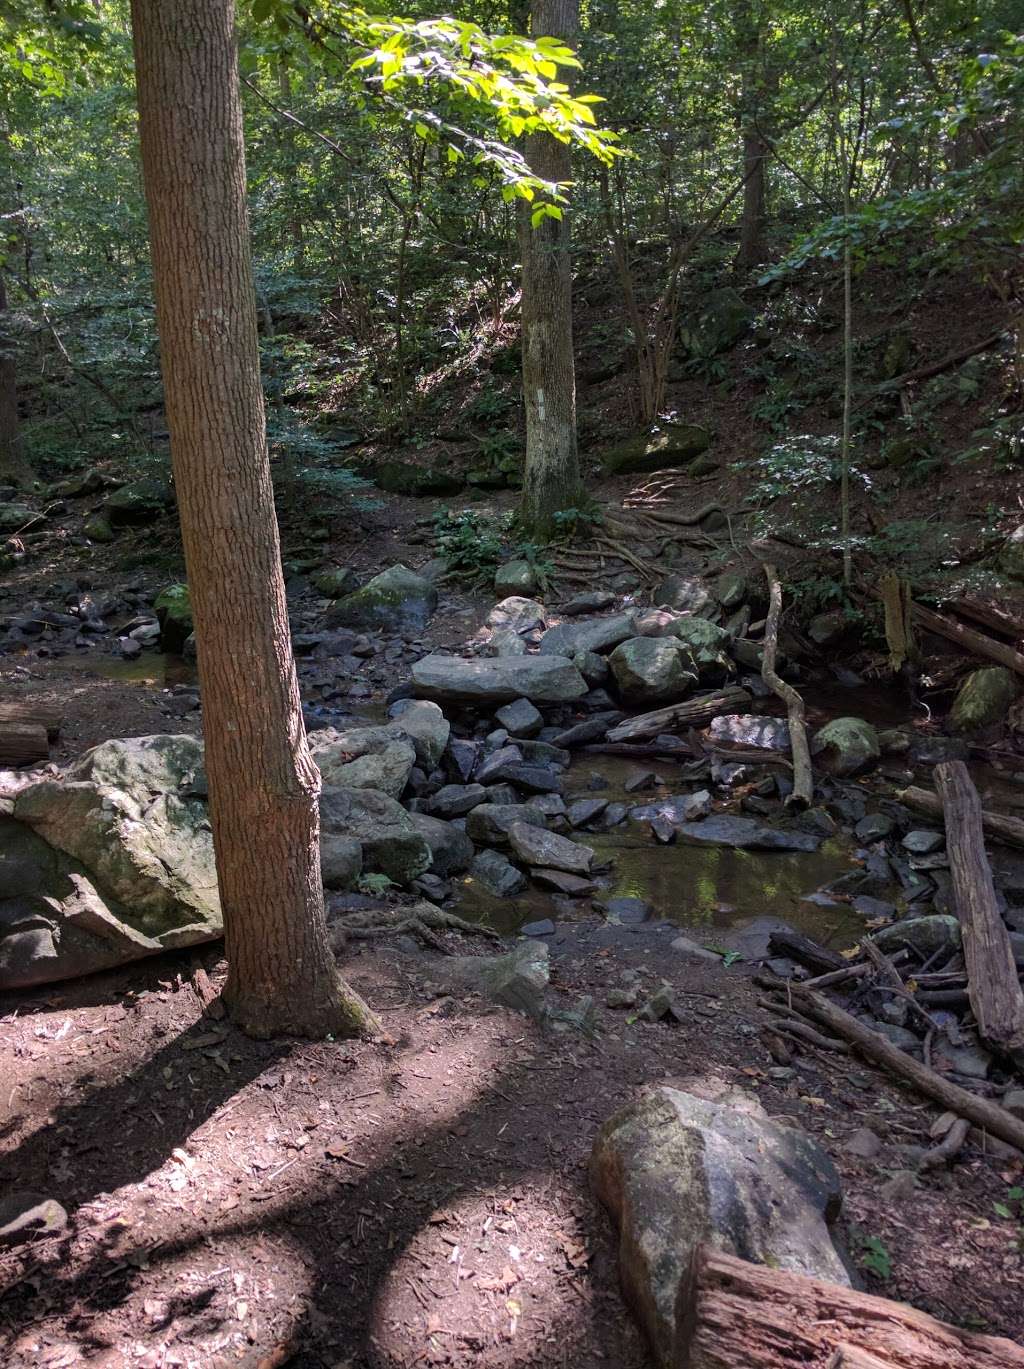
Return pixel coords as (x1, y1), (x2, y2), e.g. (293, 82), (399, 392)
(733, 0), (769, 270)
(130, 0), (378, 1039)
(518, 0), (583, 538)
(935, 760), (1024, 1059)
(0, 271), (30, 487)
(898, 784), (1024, 851)
(604, 686), (752, 743)
(0, 700), (62, 740)
(678, 1245), (1024, 1368)
(0, 722), (48, 766)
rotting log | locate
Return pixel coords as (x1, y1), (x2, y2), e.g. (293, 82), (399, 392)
(950, 596), (1024, 642)
(790, 985), (1024, 1154)
(605, 687), (751, 743)
(0, 721), (49, 767)
(907, 598), (1024, 676)
(898, 783), (1024, 851)
(935, 760), (1024, 1059)
(677, 1246), (1024, 1369)
(761, 563), (812, 808)
(767, 929), (843, 976)
(0, 701), (62, 742)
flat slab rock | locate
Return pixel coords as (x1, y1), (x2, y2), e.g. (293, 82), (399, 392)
(412, 653), (587, 705)
(675, 814), (822, 852)
(708, 712), (791, 751)
(590, 1085), (848, 1369)
(507, 821), (594, 876)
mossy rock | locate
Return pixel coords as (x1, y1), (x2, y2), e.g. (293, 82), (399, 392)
(679, 287), (754, 356)
(373, 460), (465, 497)
(949, 667), (1016, 733)
(154, 583), (194, 653)
(602, 423), (711, 476)
(105, 478), (173, 526)
(312, 567), (360, 598)
(83, 513), (116, 543)
(323, 563), (437, 633)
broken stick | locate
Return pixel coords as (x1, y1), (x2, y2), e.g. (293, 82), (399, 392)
(761, 564), (812, 808)
(935, 760), (1024, 1061)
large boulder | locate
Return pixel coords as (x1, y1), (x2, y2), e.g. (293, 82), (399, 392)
(309, 726), (417, 799)
(679, 287), (754, 357)
(506, 821), (594, 875)
(675, 814), (821, 852)
(323, 563), (437, 634)
(4, 735), (221, 987)
(0, 503), (41, 533)
(602, 423), (711, 476)
(949, 667), (1016, 733)
(105, 477), (173, 526)
(813, 716), (880, 776)
(406, 812), (475, 877)
(486, 597), (547, 637)
(319, 786), (430, 885)
(609, 637), (697, 706)
(668, 616), (732, 677)
(591, 1086), (848, 1368)
(465, 803), (547, 846)
(387, 699), (451, 769)
(372, 460), (464, 497)
(494, 559), (539, 596)
(412, 653), (587, 706)
(438, 941), (549, 1018)
(539, 612), (636, 657)
(654, 574), (714, 616)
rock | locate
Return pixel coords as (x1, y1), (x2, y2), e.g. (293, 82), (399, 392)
(940, 1039), (992, 1079)
(530, 868), (596, 896)
(386, 699), (451, 769)
(373, 460), (464, 497)
(310, 726), (416, 799)
(708, 714), (790, 752)
(153, 584), (193, 653)
(521, 918), (556, 937)
(494, 559), (539, 596)
(844, 1127), (882, 1159)
(854, 813), (895, 842)
(561, 590), (615, 616)
(590, 1086), (847, 1368)
(312, 567), (359, 598)
(609, 637), (697, 706)
(813, 716), (880, 776)
(465, 803), (547, 846)
(507, 822), (594, 875)
(949, 667), (1016, 732)
(731, 638), (764, 670)
(902, 829), (944, 855)
(668, 616), (732, 676)
(539, 612), (636, 657)
(83, 512), (116, 542)
(320, 835), (362, 890)
(807, 609), (849, 647)
(601, 422), (711, 475)
(602, 896), (653, 924)
(323, 564), (437, 634)
(670, 935), (719, 962)
(468, 848), (527, 897)
(654, 574), (713, 616)
(0, 1193), (68, 1248)
(494, 697), (543, 738)
(486, 596), (547, 637)
(0, 502), (42, 532)
(573, 649), (610, 686)
(426, 783), (488, 818)
(998, 524), (1024, 581)
(407, 812), (474, 877)
(874, 914), (961, 959)
(873, 1022), (920, 1051)
(714, 570), (747, 610)
(440, 941), (549, 1018)
(1003, 1088), (1024, 1121)
(567, 797), (608, 828)
(319, 786), (431, 885)
(679, 287), (753, 356)
(412, 653), (587, 706)
(105, 477), (173, 525)
(607, 986), (639, 1008)
(675, 815), (822, 852)
(631, 791), (712, 826)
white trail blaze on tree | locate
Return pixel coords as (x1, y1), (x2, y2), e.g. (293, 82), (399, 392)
(130, 0), (377, 1038)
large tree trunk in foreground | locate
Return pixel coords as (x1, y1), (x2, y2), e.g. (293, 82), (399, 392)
(518, 0), (583, 538)
(677, 1245), (1024, 1368)
(0, 272), (31, 487)
(131, 0), (377, 1039)
(935, 760), (1024, 1059)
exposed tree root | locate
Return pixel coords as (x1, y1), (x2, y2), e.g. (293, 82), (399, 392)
(338, 901), (502, 954)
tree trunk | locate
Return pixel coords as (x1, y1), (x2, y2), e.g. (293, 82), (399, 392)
(678, 1245), (1024, 1369)
(935, 760), (1024, 1059)
(518, 0), (583, 538)
(0, 721), (48, 766)
(0, 271), (30, 487)
(604, 686), (752, 743)
(733, 0), (769, 270)
(130, 0), (378, 1039)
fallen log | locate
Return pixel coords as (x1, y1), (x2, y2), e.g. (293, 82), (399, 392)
(790, 985), (1024, 1154)
(0, 700), (62, 742)
(936, 760), (1024, 1059)
(767, 929), (844, 976)
(898, 783), (1024, 851)
(678, 1245), (1024, 1369)
(0, 721), (49, 767)
(762, 564), (812, 808)
(910, 599), (1024, 676)
(605, 687), (751, 743)
(950, 596), (1024, 642)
